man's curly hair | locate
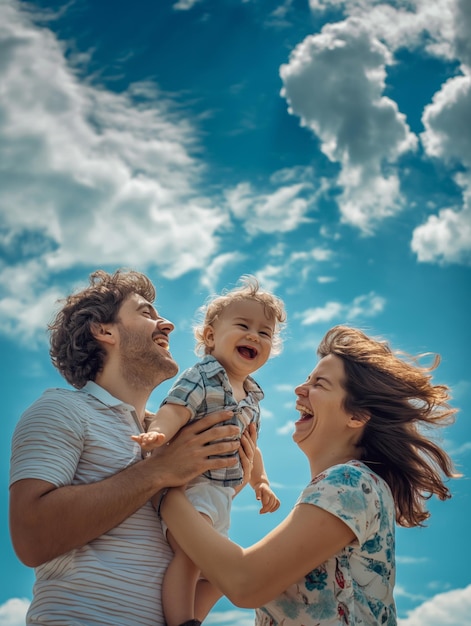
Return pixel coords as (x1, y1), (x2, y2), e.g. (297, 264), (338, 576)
(49, 269), (155, 389)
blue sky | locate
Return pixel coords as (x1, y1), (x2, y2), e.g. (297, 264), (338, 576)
(1, 0), (470, 624)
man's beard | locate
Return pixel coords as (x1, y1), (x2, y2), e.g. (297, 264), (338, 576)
(117, 324), (178, 390)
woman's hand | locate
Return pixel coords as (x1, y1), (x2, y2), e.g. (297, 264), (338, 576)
(233, 423), (257, 496)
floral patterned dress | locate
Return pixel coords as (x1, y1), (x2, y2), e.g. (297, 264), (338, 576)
(255, 461), (397, 626)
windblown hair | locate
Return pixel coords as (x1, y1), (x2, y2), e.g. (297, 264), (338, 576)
(194, 276), (287, 357)
(49, 269), (156, 389)
(318, 325), (459, 528)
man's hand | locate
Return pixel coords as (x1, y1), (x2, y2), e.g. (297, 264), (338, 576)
(150, 410), (240, 487)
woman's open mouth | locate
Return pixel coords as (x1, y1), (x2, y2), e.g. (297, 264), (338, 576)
(295, 402), (314, 422)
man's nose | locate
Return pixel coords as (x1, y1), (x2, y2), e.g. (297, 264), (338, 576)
(157, 317), (175, 334)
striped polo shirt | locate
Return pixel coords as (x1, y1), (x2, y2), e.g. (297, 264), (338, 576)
(10, 381), (172, 625)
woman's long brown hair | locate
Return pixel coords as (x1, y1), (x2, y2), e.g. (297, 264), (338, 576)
(318, 325), (459, 527)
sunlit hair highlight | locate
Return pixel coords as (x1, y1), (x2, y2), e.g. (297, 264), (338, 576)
(194, 276), (287, 357)
(49, 269), (155, 389)
(317, 325), (459, 528)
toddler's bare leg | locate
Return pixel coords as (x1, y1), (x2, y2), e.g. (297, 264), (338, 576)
(163, 530), (201, 626)
(195, 578), (223, 622)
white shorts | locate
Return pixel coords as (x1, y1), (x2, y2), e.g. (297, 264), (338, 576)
(161, 479), (235, 538)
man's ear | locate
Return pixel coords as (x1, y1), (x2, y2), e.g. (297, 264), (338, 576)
(90, 322), (116, 345)
(202, 325), (215, 351)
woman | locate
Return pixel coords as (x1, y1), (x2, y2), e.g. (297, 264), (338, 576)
(160, 325), (458, 625)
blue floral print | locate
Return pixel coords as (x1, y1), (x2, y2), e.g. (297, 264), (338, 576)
(255, 461), (397, 626)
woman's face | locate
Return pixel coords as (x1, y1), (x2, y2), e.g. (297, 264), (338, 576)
(293, 353), (354, 451)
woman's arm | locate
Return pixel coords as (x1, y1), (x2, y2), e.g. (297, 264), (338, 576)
(161, 487), (355, 608)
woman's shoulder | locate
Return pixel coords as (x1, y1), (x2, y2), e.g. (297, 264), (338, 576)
(297, 461), (394, 542)
(302, 461), (391, 502)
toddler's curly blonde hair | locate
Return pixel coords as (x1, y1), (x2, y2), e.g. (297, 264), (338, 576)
(194, 276), (286, 357)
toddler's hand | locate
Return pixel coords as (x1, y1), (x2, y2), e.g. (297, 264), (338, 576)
(131, 431), (167, 451)
(255, 483), (280, 514)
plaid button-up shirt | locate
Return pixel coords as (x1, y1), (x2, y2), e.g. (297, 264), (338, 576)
(160, 355), (264, 487)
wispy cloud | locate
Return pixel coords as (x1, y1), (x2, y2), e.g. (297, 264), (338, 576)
(0, 0), (228, 339)
(225, 181), (314, 235)
(295, 291), (386, 325)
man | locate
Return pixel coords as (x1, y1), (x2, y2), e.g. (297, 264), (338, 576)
(9, 269), (242, 625)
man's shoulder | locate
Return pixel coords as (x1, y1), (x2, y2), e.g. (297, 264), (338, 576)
(22, 387), (90, 415)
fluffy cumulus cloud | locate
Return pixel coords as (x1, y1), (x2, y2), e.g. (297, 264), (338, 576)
(284, 0), (471, 262)
(280, 16), (416, 233)
(204, 584), (471, 626)
(416, 0), (471, 264)
(397, 584), (471, 626)
(0, 598), (30, 626)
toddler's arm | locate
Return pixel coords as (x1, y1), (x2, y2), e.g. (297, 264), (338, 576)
(131, 403), (191, 451)
(250, 447), (280, 514)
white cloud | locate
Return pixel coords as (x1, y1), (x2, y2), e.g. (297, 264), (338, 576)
(253, 246), (336, 293)
(0, 260), (64, 344)
(417, 62), (471, 264)
(280, 17), (416, 234)
(0, 598), (30, 626)
(453, 0), (471, 67)
(276, 420), (296, 435)
(396, 556), (429, 565)
(173, 0), (204, 10)
(225, 181), (314, 235)
(296, 291), (385, 325)
(298, 301), (344, 325)
(205, 608), (255, 625)
(301, 0), (471, 261)
(274, 383), (295, 393)
(449, 440), (471, 457)
(200, 252), (247, 293)
(411, 205), (471, 265)
(0, 0), (232, 337)
(450, 379), (471, 401)
(421, 74), (471, 165)
(252, 265), (286, 293)
(397, 584), (471, 626)
(346, 292), (386, 319)
(308, 0), (457, 59)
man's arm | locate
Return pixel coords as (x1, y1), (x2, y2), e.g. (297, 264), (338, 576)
(10, 411), (239, 567)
